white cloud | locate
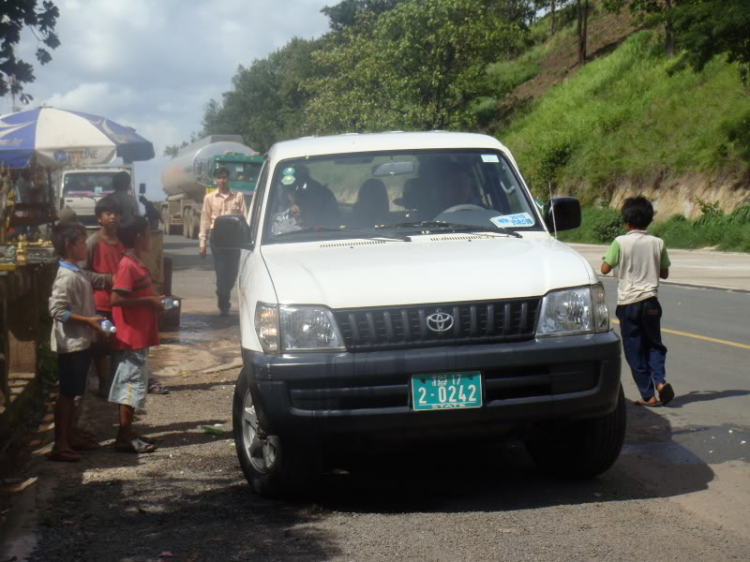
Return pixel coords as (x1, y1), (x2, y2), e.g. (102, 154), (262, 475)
(1, 0), (332, 200)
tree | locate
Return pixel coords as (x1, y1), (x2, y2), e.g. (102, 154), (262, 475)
(576, 0), (589, 65)
(0, 1), (60, 104)
(535, 0), (572, 35)
(322, 0), (404, 32)
(306, 0), (526, 134)
(201, 38), (323, 152)
(603, 0), (678, 58)
(672, 0), (750, 84)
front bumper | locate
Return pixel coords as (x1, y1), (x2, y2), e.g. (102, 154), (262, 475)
(241, 332), (621, 437)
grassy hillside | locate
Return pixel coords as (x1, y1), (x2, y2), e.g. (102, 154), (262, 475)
(499, 30), (750, 202)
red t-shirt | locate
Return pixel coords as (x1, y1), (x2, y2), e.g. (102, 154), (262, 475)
(91, 237), (124, 311)
(111, 253), (159, 351)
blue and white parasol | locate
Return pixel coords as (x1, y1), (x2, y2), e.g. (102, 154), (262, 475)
(0, 107), (155, 168)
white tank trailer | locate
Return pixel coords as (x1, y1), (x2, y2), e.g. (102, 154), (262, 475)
(160, 135), (258, 238)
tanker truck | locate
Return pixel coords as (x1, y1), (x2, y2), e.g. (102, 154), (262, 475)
(160, 135), (263, 238)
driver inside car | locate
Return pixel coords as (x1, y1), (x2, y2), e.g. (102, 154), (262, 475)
(423, 162), (482, 217)
(271, 168), (338, 234)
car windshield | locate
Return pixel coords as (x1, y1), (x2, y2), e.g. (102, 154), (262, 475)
(217, 161), (262, 182)
(264, 149), (541, 242)
(62, 173), (117, 196)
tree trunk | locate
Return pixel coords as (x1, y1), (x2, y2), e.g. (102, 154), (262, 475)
(551, 0), (556, 35)
(577, 0), (589, 65)
(664, 0), (675, 59)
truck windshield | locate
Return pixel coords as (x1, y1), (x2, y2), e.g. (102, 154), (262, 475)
(218, 161), (262, 182)
(63, 173), (117, 197)
(265, 149), (542, 241)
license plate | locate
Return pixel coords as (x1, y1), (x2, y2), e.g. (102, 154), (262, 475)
(411, 372), (482, 411)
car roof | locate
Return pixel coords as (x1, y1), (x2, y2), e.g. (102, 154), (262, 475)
(267, 131), (511, 162)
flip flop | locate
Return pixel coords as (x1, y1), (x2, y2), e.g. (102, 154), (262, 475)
(148, 383), (170, 395)
(658, 383), (675, 406)
(135, 434), (157, 445)
(47, 450), (82, 462)
(115, 438), (157, 454)
(635, 399), (660, 407)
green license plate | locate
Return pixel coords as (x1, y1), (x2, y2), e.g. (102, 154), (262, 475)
(411, 372), (482, 411)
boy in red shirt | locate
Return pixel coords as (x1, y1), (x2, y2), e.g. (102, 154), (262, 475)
(109, 216), (165, 453)
(84, 195), (124, 396)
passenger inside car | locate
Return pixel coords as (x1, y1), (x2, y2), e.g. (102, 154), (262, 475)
(352, 178), (390, 228)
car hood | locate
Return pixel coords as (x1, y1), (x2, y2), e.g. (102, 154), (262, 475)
(261, 234), (596, 308)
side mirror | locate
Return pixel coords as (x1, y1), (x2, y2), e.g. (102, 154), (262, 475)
(139, 183), (146, 195)
(544, 196), (581, 233)
(212, 214), (250, 250)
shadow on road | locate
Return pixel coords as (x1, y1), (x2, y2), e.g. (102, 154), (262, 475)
(28, 478), (339, 562)
(304, 402), (714, 515)
(668, 389), (750, 407)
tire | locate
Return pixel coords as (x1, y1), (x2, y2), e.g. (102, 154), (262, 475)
(524, 385), (626, 478)
(232, 371), (317, 498)
(182, 209), (191, 238)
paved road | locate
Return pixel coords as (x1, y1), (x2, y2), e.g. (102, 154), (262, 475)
(3, 235), (748, 562)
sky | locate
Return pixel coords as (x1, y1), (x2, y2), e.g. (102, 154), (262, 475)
(2, 0), (332, 201)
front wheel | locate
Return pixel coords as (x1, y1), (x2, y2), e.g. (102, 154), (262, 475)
(232, 371), (317, 498)
(524, 385), (626, 478)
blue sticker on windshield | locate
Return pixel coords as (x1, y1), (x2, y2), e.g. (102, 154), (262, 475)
(283, 167), (296, 176)
(491, 212), (534, 228)
(281, 174), (295, 186)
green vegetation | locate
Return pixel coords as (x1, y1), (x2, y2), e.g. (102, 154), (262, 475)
(184, 0), (750, 251)
(559, 205), (750, 252)
(503, 31), (750, 198)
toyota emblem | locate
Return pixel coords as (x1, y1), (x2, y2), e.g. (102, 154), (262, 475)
(426, 312), (454, 333)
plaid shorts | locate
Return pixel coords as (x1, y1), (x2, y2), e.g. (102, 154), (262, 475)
(108, 349), (149, 408)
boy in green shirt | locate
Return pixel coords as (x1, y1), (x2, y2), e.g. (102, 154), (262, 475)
(601, 197), (675, 406)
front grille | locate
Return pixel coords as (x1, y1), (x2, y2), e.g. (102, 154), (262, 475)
(334, 298), (541, 351)
(289, 376), (408, 411)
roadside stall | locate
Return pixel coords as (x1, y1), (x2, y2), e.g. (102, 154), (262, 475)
(0, 107), (155, 439)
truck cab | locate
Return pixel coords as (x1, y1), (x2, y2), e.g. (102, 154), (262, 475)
(203, 153), (264, 207)
(58, 165), (135, 228)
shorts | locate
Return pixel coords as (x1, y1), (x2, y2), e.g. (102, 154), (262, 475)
(91, 310), (113, 358)
(58, 349), (92, 397)
(108, 349), (149, 409)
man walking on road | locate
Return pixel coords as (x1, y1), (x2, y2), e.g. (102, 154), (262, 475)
(199, 167), (247, 315)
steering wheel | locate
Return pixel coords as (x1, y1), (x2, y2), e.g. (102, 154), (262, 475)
(439, 204), (486, 214)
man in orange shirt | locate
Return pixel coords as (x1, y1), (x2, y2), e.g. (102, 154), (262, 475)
(198, 167), (247, 315)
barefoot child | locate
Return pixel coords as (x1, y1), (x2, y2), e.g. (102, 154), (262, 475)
(84, 195), (124, 397)
(48, 222), (106, 462)
(109, 216), (164, 453)
(601, 196), (675, 407)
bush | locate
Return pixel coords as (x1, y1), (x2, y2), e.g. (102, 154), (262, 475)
(592, 209), (625, 242)
(728, 204), (750, 225)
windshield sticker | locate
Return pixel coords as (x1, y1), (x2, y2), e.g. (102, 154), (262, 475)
(481, 154), (500, 163)
(281, 174), (296, 186)
(491, 212), (534, 228)
(282, 166), (296, 176)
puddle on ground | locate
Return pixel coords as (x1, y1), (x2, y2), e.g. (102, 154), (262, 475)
(160, 313), (241, 344)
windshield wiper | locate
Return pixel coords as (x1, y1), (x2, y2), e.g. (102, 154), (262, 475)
(274, 226), (410, 242)
(378, 221), (521, 238)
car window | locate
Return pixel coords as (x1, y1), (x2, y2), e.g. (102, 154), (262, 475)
(249, 158), (269, 250)
(263, 149), (541, 243)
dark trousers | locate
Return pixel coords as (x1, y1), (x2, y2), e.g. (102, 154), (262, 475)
(209, 236), (240, 310)
(615, 297), (668, 401)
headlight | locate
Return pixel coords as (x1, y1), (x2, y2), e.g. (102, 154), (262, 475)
(255, 303), (346, 353)
(255, 303), (280, 353)
(536, 285), (610, 337)
(280, 305), (346, 352)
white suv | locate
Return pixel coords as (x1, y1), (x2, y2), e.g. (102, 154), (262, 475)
(214, 132), (624, 497)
